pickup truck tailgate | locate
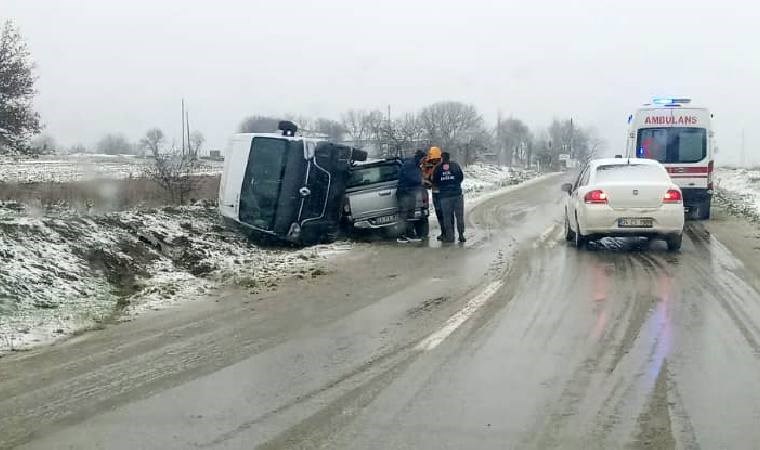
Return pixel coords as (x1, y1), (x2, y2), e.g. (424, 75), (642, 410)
(346, 181), (398, 221)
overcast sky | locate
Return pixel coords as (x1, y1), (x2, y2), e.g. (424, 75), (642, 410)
(3, 0), (759, 164)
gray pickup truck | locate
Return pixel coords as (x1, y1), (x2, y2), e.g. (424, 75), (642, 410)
(341, 158), (429, 238)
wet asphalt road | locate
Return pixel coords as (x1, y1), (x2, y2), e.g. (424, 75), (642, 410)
(3, 174), (760, 449)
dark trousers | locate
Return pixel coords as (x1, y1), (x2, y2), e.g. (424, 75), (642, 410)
(440, 194), (464, 241)
(398, 189), (418, 237)
(432, 192), (443, 230)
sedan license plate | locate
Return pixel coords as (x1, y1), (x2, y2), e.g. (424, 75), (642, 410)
(375, 215), (398, 225)
(618, 218), (653, 228)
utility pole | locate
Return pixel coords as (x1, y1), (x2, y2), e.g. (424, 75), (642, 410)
(569, 117), (574, 160)
(387, 104), (395, 157)
(497, 110), (502, 166)
(181, 99), (186, 156)
(741, 128), (746, 167)
(186, 109), (192, 158)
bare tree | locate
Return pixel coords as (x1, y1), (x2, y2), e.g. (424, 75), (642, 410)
(314, 118), (346, 142)
(533, 130), (554, 170)
(284, 114), (315, 134)
(238, 116), (281, 133)
(380, 113), (425, 157)
(495, 118), (532, 166)
(341, 109), (386, 156)
(143, 145), (202, 204)
(341, 109), (370, 144)
(419, 101), (485, 164)
(542, 119), (599, 168)
(67, 143), (87, 154)
(585, 127), (606, 162)
(140, 128), (165, 156)
(460, 128), (493, 166)
(97, 133), (134, 155)
(189, 131), (205, 157)
(365, 111), (387, 155)
(29, 133), (56, 155)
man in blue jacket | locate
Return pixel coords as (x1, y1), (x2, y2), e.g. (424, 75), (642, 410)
(432, 152), (465, 243)
(396, 150), (426, 243)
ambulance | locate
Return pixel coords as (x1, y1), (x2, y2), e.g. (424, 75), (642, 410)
(626, 98), (715, 219)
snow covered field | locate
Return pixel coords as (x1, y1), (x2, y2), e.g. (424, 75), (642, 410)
(0, 154), (224, 184)
(0, 207), (349, 352)
(716, 168), (760, 220)
(0, 164), (542, 353)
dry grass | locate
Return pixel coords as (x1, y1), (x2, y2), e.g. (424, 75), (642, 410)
(0, 175), (220, 211)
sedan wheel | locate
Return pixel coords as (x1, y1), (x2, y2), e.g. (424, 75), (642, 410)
(574, 220), (587, 249)
(666, 233), (683, 251)
(565, 218), (576, 242)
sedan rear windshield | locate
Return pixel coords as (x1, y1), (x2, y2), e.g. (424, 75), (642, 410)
(636, 127), (707, 163)
(348, 164), (399, 187)
(595, 164), (669, 184)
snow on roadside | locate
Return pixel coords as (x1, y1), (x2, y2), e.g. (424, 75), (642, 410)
(715, 168), (760, 221)
(462, 165), (536, 196)
(0, 207), (348, 353)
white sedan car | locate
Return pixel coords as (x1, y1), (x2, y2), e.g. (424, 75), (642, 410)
(562, 158), (685, 250)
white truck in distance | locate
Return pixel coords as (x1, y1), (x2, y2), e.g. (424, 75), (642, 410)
(626, 98), (715, 219)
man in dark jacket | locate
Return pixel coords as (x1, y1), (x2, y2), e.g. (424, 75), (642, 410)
(396, 150), (426, 242)
(432, 152), (465, 243)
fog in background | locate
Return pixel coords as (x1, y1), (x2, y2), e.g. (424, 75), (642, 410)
(4, 0), (759, 165)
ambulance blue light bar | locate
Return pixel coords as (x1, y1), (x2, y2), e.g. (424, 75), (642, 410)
(652, 97), (692, 105)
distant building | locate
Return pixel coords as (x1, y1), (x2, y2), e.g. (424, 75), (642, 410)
(475, 152), (499, 164)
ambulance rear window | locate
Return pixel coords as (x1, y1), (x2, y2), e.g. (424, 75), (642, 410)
(636, 128), (707, 164)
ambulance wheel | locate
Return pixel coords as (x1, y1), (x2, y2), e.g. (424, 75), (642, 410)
(696, 198), (711, 220)
(414, 219), (430, 238)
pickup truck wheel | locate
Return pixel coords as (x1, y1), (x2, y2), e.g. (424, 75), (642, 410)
(383, 222), (405, 239)
(414, 219), (430, 238)
(351, 149), (368, 162)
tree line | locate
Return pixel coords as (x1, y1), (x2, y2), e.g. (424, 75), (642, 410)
(239, 104), (605, 169)
(1, 19), (604, 168)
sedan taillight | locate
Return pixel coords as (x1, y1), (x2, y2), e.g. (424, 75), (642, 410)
(584, 190), (608, 204)
(663, 189), (682, 204)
